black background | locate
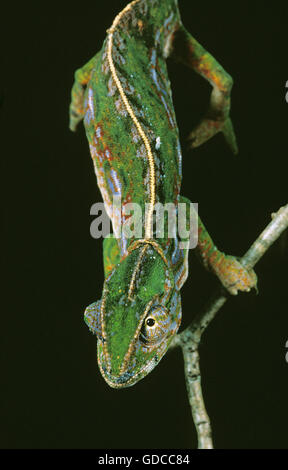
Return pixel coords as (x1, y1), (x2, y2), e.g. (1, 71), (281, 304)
(1, 1), (288, 449)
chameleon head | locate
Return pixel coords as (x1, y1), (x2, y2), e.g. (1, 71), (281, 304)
(84, 242), (182, 388)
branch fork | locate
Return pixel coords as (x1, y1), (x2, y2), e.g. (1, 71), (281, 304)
(170, 204), (288, 449)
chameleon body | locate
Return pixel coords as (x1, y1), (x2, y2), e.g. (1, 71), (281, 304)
(70, 0), (256, 388)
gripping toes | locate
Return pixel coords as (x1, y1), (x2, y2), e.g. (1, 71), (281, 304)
(213, 255), (257, 296)
(187, 118), (223, 149)
(187, 117), (238, 155)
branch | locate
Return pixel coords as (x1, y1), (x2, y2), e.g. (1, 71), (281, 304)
(170, 204), (288, 449)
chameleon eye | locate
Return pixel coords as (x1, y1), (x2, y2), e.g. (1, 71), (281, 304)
(140, 306), (170, 345)
(146, 317), (155, 327)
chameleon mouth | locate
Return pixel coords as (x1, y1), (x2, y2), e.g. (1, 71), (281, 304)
(98, 353), (159, 389)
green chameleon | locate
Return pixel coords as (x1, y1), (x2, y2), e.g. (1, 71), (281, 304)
(69, 0), (256, 388)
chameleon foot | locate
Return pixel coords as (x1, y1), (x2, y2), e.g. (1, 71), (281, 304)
(212, 254), (257, 296)
(187, 117), (238, 155)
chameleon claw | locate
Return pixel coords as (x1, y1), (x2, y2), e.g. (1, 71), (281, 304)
(187, 117), (239, 155)
(212, 255), (257, 296)
(186, 118), (221, 149)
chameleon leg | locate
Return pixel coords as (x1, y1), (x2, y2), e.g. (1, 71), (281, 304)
(69, 54), (98, 131)
(171, 26), (238, 154)
(196, 213), (257, 295)
(179, 196), (257, 295)
(103, 235), (121, 278)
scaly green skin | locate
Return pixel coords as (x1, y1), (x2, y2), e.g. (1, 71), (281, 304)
(70, 0), (256, 388)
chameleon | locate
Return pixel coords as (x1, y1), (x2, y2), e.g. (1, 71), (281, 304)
(69, 0), (257, 388)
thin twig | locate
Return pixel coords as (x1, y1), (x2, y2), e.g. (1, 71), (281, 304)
(170, 204), (288, 449)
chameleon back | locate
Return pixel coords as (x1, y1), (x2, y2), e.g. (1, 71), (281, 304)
(83, 0), (183, 255)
